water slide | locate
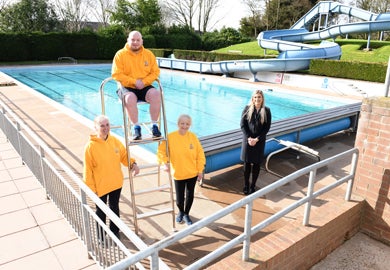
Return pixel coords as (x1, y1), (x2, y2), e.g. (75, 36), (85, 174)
(157, 1), (390, 173)
(158, 1), (390, 77)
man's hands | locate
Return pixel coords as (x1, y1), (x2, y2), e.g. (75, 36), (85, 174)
(135, 79), (144, 89)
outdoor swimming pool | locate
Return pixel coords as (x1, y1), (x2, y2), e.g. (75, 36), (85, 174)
(1, 64), (350, 138)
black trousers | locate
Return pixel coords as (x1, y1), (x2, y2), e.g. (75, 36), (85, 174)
(243, 162), (260, 188)
(96, 187), (122, 237)
(174, 176), (197, 215)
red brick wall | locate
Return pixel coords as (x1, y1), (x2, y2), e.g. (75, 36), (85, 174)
(208, 199), (363, 270)
(354, 97), (390, 244)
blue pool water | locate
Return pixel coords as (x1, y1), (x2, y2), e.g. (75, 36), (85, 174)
(1, 64), (348, 138)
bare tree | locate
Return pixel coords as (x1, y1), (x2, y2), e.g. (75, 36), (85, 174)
(164, 0), (221, 32)
(54, 0), (93, 31)
(200, 0), (221, 32)
(165, 0), (198, 29)
(89, 0), (115, 27)
(242, 0), (265, 35)
(0, 0), (11, 12)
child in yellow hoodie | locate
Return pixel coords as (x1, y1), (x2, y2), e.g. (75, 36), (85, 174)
(158, 114), (205, 225)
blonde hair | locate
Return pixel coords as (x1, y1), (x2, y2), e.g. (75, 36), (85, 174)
(245, 90), (267, 124)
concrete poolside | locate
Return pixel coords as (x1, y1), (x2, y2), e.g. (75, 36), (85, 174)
(1, 70), (389, 269)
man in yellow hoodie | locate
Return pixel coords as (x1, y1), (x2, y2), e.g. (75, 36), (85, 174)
(112, 30), (161, 141)
(83, 115), (139, 239)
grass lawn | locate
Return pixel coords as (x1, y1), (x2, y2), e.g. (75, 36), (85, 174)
(215, 40), (390, 63)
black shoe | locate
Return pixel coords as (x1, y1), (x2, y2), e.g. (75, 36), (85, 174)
(152, 125), (161, 137)
(183, 214), (193, 225)
(250, 187), (256, 194)
(243, 186), (249, 195)
(133, 126), (142, 140)
(176, 212), (184, 224)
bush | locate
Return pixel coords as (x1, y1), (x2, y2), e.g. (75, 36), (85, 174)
(310, 59), (387, 82)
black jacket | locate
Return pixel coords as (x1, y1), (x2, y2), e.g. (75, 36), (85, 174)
(240, 106), (272, 163)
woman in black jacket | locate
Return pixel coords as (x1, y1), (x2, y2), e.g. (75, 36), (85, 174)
(240, 89), (272, 195)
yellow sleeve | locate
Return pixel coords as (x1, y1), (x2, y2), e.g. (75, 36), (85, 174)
(157, 140), (168, 164)
(83, 144), (97, 193)
(195, 136), (206, 173)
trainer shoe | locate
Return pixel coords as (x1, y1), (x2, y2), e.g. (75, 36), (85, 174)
(176, 212), (184, 224)
(152, 124), (161, 137)
(133, 125), (142, 140)
(183, 214), (193, 225)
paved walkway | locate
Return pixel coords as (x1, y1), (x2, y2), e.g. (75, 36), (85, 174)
(0, 129), (99, 270)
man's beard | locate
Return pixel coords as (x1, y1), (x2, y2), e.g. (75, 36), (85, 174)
(131, 45), (141, 52)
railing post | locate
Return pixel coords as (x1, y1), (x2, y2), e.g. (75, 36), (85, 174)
(345, 151), (358, 201)
(242, 201), (253, 261)
(80, 189), (93, 257)
(16, 122), (22, 158)
(383, 56), (390, 97)
(151, 251), (159, 270)
(38, 146), (48, 198)
(303, 170), (316, 226)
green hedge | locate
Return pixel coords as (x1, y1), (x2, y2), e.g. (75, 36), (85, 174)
(310, 59), (387, 83)
(172, 49), (273, 62)
(0, 32), (120, 61)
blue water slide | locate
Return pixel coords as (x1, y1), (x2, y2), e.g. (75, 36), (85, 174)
(158, 1), (390, 76)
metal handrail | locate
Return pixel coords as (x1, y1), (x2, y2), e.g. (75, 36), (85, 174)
(0, 99), (169, 269)
(108, 147), (359, 269)
(0, 96), (359, 270)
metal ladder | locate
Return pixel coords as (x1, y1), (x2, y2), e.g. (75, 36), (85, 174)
(99, 77), (176, 234)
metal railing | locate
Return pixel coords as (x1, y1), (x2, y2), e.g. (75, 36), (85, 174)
(0, 98), (359, 269)
(0, 99), (168, 270)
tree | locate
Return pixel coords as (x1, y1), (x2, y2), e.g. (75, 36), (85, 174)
(163, 0), (197, 29)
(110, 0), (162, 31)
(163, 0), (221, 32)
(199, 0), (221, 33)
(53, 0), (93, 32)
(0, 0), (11, 12)
(241, 0), (264, 37)
(265, 0), (312, 30)
(0, 0), (59, 32)
(89, 0), (115, 27)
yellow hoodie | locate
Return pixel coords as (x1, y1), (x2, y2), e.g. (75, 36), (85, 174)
(111, 44), (160, 88)
(83, 134), (135, 197)
(157, 131), (205, 180)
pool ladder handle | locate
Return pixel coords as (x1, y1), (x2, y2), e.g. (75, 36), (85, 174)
(265, 138), (321, 178)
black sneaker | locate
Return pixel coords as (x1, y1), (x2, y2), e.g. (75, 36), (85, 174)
(243, 186), (249, 195)
(152, 125), (161, 137)
(176, 212), (184, 224)
(183, 214), (193, 225)
(133, 126), (142, 140)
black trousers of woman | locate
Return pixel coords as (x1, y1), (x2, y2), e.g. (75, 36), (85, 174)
(174, 176), (197, 215)
(243, 162), (260, 194)
(96, 187), (122, 239)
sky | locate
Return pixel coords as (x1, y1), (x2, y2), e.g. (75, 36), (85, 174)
(209, 2), (249, 30)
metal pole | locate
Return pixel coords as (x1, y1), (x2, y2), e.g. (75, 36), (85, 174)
(384, 56), (390, 97)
